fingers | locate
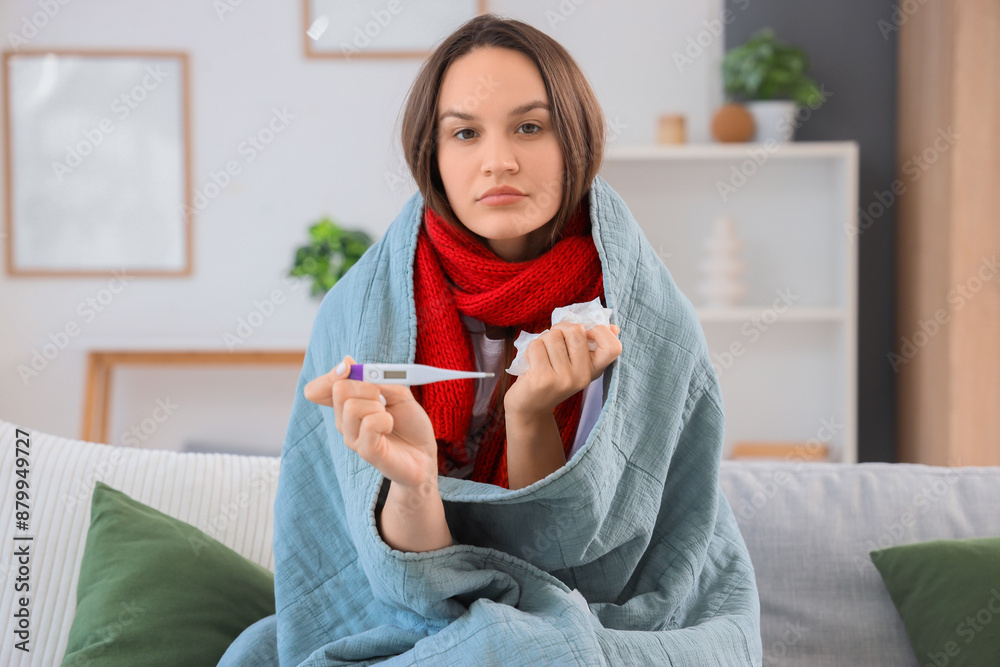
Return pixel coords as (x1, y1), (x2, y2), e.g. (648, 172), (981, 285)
(302, 355), (420, 474)
(526, 333), (552, 373)
(371, 382), (414, 408)
(549, 323), (589, 376)
(534, 323), (621, 385)
(540, 327), (571, 375)
(303, 354), (356, 407)
(352, 410), (394, 461)
(342, 396), (391, 446)
(593, 323), (620, 346)
(589, 324), (623, 375)
(303, 374), (334, 407)
(333, 389), (384, 437)
(304, 355), (385, 431)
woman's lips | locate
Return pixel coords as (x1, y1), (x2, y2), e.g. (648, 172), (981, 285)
(479, 194), (527, 206)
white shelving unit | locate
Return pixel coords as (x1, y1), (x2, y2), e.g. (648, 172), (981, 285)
(600, 141), (858, 463)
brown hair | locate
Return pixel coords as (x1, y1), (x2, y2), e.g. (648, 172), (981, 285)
(399, 13), (606, 431)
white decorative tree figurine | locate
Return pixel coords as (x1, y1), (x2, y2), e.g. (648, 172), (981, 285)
(698, 215), (748, 307)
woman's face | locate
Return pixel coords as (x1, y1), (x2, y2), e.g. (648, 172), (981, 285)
(436, 46), (564, 263)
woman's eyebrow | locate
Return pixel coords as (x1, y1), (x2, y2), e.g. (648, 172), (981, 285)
(438, 100), (550, 123)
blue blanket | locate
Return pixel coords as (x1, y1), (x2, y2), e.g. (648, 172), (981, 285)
(220, 175), (762, 666)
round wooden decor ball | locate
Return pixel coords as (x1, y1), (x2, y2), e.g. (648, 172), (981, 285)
(711, 103), (755, 143)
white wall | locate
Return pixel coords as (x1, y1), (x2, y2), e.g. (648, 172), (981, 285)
(0, 0), (724, 454)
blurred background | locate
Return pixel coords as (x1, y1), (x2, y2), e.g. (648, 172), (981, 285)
(0, 0), (996, 465)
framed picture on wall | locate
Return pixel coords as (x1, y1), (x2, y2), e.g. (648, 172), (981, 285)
(2, 50), (192, 276)
(303, 0), (489, 59)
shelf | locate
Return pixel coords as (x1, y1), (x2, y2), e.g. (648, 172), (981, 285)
(599, 142), (858, 462)
(605, 141), (858, 161)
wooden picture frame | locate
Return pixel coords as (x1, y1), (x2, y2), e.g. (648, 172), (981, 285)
(303, 0), (489, 59)
(3, 49), (193, 276)
(82, 350), (305, 445)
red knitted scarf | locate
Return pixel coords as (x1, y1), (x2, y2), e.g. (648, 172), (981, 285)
(411, 198), (605, 488)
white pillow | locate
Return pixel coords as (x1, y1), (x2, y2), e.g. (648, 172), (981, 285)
(0, 418), (281, 667)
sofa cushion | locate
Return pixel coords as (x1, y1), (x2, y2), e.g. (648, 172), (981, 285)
(719, 460), (1000, 667)
(60, 482), (276, 666)
(0, 419), (281, 667)
(870, 536), (1000, 666)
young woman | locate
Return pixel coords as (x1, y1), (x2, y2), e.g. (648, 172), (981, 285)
(220, 14), (761, 666)
(305, 27), (623, 553)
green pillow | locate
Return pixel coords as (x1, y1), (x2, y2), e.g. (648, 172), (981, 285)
(61, 481), (275, 667)
(870, 537), (1000, 666)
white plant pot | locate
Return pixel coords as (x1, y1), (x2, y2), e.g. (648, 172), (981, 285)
(746, 100), (798, 143)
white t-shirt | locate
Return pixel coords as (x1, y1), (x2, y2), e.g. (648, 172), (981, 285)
(445, 314), (604, 480)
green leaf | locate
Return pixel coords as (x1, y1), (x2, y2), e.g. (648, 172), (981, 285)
(721, 27), (821, 103)
(292, 216), (375, 300)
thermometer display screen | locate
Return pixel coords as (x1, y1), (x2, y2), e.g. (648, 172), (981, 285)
(383, 370), (407, 379)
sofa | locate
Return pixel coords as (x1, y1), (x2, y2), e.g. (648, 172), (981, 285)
(2, 417), (999, 666)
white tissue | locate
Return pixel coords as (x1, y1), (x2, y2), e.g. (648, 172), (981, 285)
(505, 297), (614, 376)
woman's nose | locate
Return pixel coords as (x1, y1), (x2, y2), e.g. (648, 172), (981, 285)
(482, 137), (518, 175)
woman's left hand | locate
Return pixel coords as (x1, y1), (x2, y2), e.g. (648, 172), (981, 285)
(503, 322), (622, 419)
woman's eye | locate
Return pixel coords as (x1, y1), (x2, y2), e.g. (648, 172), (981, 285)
(453, 124), (541, 141)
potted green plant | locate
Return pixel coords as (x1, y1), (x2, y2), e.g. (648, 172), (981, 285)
(722, 28), (825, 143)
(289, 217), (374, 299)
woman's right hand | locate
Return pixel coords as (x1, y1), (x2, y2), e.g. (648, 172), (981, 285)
(304, 355), (439, 490)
